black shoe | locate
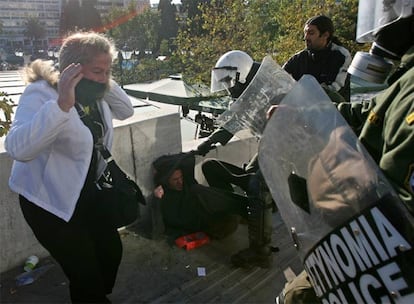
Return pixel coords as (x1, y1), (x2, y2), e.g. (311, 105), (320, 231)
(230, 246), (272, 268)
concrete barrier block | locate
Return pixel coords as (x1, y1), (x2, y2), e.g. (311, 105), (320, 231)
(0, 153), (48, 273)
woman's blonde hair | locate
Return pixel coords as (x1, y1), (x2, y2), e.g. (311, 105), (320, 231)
(58, 31), (116, 72)
(23, 59), (59, 86)
(24, 31), (116, 87)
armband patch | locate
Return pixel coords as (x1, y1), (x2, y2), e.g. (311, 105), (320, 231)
(367, 110), (381, 126)
(406, 164), (414, 194)
(406, 112), (414, 125)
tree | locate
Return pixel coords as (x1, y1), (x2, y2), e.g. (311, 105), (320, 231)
(79, 0), (102, 31)
(104, 4), (160, 53)
(267, 0), (362, 64)
(106, 0), (366, 87)
(159, 39), (169, 55)
(104, 5), (165, 85)
(174, 0), (251, 84)
(23, 17), (46, 49)
(60, 0), (81, 34)
(172, 0), (366, 85)
(158, 0), (179, 47)
(59, 0), (101, 34)
(180, 0), (210, 36)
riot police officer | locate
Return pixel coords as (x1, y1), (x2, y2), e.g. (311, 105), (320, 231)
(277, 0), (414, 302)
(197, 50), (274, 268)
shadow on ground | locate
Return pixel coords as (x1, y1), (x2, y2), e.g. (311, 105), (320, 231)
(1, 213), (303, 304)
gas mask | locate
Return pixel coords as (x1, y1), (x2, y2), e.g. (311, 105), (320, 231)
(75, 78), (108, 106)
(347, 48), (394, 85)
(228, 81), (246, 99)
(228, 62), (261, 99)
(347, 0), (414, 84)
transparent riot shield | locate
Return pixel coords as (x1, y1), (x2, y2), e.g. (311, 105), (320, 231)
(216, 56), (295, 139)
(259, 75), (414, 303)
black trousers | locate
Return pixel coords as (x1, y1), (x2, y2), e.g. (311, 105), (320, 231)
(19, 185), (122, 303)
(201, 158), (274, 246)
(190, 184), (249, 239)
(191, 184), (249, 219)
(201, 159), (253, 193)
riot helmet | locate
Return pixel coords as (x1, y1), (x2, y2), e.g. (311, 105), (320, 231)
(348, 0), (414, 83)
(211, 50), (260, 98)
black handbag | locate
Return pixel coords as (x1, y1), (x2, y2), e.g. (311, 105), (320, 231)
(96, 145), (146, 228)
(76, 103), (146, 228)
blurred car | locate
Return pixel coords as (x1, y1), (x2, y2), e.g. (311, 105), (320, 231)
(0, 61), (10, 71)
(5, 54), (24, 66)
(30, 50), (48, 62)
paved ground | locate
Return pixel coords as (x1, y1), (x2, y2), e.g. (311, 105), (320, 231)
(0, 212), (303, 304)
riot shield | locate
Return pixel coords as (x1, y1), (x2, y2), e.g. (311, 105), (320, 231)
(216, 56), (295, 138)
(259, 75), (414, 303)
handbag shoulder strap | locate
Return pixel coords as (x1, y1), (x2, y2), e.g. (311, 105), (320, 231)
(75, 103), (114, 165)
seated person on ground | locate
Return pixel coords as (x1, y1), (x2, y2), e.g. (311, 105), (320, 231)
(151, 153), (248, 241)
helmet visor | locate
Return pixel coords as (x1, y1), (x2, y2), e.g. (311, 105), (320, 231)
(210, 66), (237, 93)
(356, 0), (414, 43)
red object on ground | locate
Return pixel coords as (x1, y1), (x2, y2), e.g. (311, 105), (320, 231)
(175, 232), (210, 250)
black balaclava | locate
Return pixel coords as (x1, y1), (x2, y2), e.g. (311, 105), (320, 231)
(228, 61), (261, 99)
(373, 15), (414, 84)
(75, 78), (107, 106)
(372, 15), (414, 60)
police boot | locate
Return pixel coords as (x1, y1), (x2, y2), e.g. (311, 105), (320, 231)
(230, 194), (273, 268)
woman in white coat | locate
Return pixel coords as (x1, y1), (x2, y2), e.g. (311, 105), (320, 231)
(5, 32), (134, 303)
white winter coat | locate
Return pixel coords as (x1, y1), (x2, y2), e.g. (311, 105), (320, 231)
(5, 79), (134, 222)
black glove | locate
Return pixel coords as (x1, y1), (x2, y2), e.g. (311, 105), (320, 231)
(196, 139), (215, 156)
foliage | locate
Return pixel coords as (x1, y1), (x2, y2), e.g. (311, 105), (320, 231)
(174, 0), (251, 84)
(180, 0), (210, 36)
(104, 5), (160, 52)
(159, 39), (170, 55)
(173, 0), (368, 85)
(158, 0), (179, 43)
(112, 57), (180, 86)
(134, 57), (180, 82)
(23, 17), (46, 42)
(104, 0), (369, 87)
(0, 92), (16, 137)
(271, 0), (363, 64)
(81, 0), (102, 31)
(60, 0), (81, 34)
(60, 0), (102, 34)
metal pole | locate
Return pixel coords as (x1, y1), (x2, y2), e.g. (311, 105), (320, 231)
(118, 51), (124, 88)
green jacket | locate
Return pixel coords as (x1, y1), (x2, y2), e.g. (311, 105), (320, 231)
(338, 46), (414, 214)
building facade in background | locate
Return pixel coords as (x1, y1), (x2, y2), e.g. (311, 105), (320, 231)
(0, 0), (150, 55)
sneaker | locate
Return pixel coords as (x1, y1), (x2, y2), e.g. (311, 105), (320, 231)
(230, 246), (272, 268)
